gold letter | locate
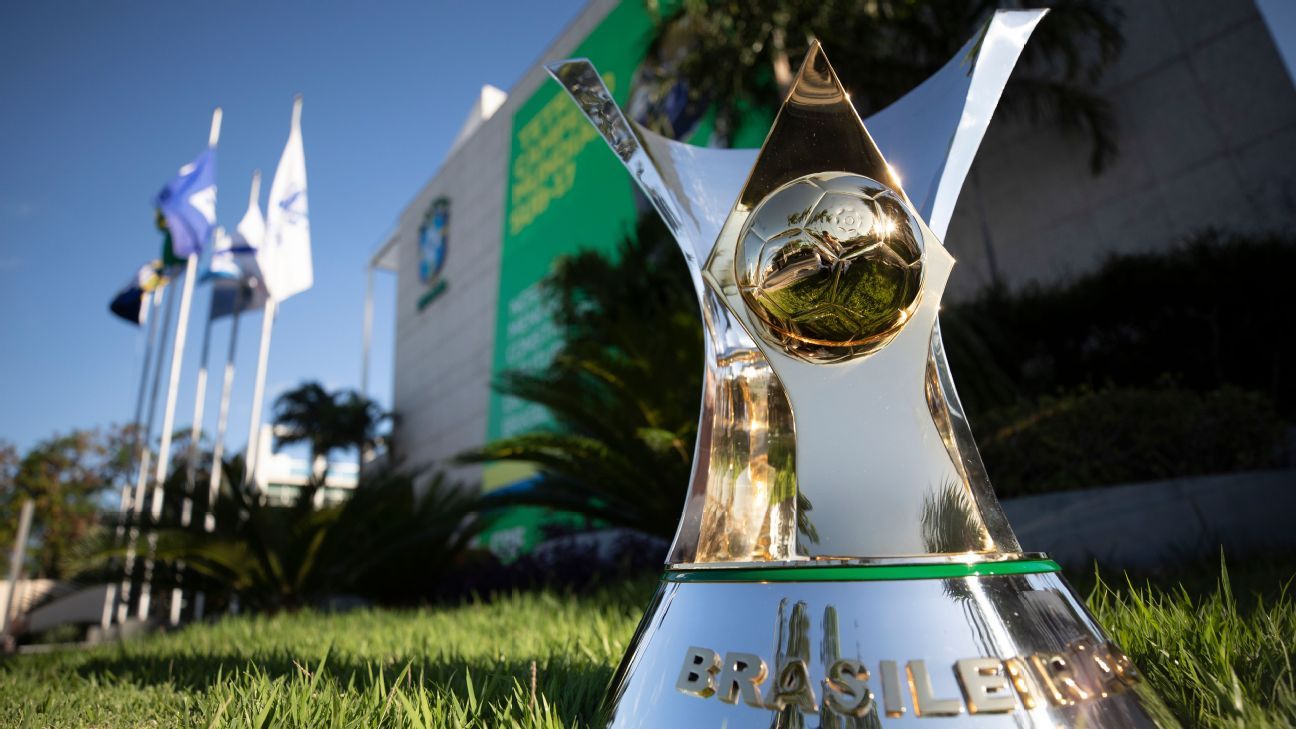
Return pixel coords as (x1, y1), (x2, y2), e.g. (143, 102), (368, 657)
(767, 659), (818, 713)
(823, 659), (874, 717)
(717, 652), (767, 707)
(1031, 652), (1091, 706)
(955, 658), (1016, 714)
(676, 646), (720, 698)
(907, 660), (963, 716)
(1003, 658), (1040, 710)
(879, 660), (906, 717)
(1092, 642), (1142, 694)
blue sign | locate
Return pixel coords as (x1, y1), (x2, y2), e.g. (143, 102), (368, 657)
(418, 197), (449, 310)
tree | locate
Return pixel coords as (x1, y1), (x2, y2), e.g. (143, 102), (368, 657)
(0, 440), (17, 495)
(1, 429), (129, 579)
(645, 0), (1124, 171)
(272, 382), (388, 489)
(460, 214), (703, 538)
(333, 390), (390, 468)
(0, 439), (19, 554)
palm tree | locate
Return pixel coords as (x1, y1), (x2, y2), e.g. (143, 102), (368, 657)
(643, 0), (1124, 171)
(272, 382), (388, 490)
(459, 215), (703, 538)
(334, 389), (391, 472)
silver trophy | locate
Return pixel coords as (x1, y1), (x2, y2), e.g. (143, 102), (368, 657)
(551, 11), (1173, 727)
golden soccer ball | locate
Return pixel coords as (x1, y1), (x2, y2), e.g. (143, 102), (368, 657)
(736, 172), (925, 363)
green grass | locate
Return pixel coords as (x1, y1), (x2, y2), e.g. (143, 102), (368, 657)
(1, 562), (1292, 728)
(1090, 559), (1296, 728)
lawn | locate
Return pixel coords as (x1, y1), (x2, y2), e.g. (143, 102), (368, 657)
(1, 560), (1293, 728)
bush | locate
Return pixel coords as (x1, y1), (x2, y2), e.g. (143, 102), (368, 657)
(979, 385), (1285, 498)
(943, 229), (1296, 422)
(436, 525), (666, 599)
(71, 464), (482, 613)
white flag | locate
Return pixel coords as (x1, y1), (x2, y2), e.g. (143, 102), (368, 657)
(260, 96), (312, 302)
(234, 172), (266, 254)
(207, 173), (271, 320)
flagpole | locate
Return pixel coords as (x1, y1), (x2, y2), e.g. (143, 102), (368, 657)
(183, 285), (216, 526)
(100, 287), (163, 630)
(1, 500), (35, 642)
(191, 282), (246, 621)
(362, 266), (373, 398)
(169, 281), (216, 626)
(119, 280), (176, 623)
(138, 252), (198, 621)
(209, 107), (223, 148)
(244, 297), (277, 491)
(202, 170), (260, 535)
(205, 284), (244, 528)
(244, 94), (306, 492)
(139, 106), (222, 623)
(198, 164), (262, 616)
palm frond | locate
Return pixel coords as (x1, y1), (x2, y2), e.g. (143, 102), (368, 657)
(462, 214), (701, 539)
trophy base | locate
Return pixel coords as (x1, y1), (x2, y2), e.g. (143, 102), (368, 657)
(605, 559), (1176, 727)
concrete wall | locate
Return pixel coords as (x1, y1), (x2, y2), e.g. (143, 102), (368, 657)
(1004, 469), (1296, 570)
(388, 0), (617, 485)
(0, 579), (59, 624)
(945, 0), (1296, 298)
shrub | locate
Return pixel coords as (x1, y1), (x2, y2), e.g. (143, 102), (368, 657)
(943, 229), (1296, 422)
(979, 385), (1285, 498)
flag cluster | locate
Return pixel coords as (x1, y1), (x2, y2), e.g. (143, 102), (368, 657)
(105, 98), (316, 629)
(109, 100), (313, 324)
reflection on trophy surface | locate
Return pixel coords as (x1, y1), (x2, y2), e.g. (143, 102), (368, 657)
(550, 12), (1176, 727)
(693, 342), (798, 562)
(735, 173), (926, 365)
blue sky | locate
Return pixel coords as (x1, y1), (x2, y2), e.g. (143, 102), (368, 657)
(0, 0), (586, 453)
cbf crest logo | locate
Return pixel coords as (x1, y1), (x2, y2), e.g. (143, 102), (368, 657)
(417, 197), (449, 310)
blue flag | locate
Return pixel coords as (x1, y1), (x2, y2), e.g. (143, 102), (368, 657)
(155, 147), (217, 260)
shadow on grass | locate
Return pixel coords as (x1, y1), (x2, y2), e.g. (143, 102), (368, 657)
(1063, 547), (1296, 611)
(72, 651), (615, 724)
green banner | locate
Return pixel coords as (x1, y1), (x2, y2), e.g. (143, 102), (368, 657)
(485, 0), (659, 488)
